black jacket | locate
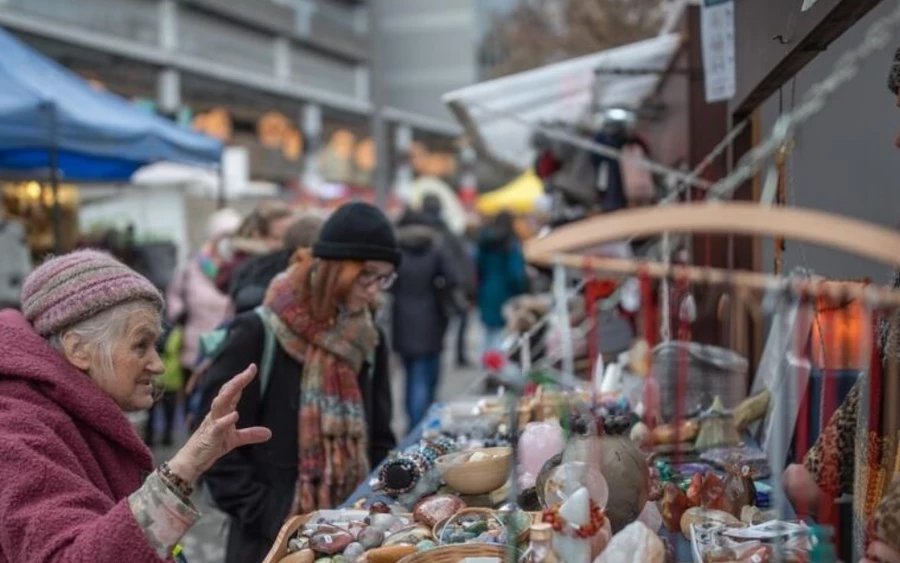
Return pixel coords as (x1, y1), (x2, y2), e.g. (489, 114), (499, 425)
(200, 311), (396, 563)
(228, 249), (292, 315)
(391, 219), (459, 358)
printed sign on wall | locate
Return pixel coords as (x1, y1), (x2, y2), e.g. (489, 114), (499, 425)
(701, 0), (736, 103)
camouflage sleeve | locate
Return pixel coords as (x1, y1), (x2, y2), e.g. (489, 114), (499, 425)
(128, 471), (201, 558)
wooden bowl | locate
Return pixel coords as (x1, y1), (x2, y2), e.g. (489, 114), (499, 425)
(436, 447), (512, 496)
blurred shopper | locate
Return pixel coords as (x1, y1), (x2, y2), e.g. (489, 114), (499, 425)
(214, 200), (295, 294)
(160, 208), (241, 444)
(200, 202), (398, 563)
(421, 194), (477, 367)
(392, 208), (462, 429)
(0, 250), (269, 563)
(0, 217), (31, 310)
(476, 211), (528, 358)
(228, 212), (325, 315)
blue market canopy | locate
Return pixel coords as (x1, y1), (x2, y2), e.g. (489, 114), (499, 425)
(0, 26), (222, 181)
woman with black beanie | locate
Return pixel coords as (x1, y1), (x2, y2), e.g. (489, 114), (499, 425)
(200, 201), (400, 563)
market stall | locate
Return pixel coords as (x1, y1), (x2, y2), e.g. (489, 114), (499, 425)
(259, 200), (900, 563)
(0, 25), (222, 253)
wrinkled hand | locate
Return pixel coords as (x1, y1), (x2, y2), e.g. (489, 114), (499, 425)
(861, 540), (900, 563)
(168, 365), (272, 483)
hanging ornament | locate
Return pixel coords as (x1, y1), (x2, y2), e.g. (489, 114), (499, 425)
(620, 277), (641, 313)
(679, 293), (698, 324)
(628, 338), (651, 377)
(772, 142), (792, 275)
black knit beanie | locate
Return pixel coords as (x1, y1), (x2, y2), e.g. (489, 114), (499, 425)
(313, 201), (401, 267)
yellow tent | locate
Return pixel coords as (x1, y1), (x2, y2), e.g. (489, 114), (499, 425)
(476, 169), (544, 216)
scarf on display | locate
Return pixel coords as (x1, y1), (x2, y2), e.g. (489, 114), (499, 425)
(259, 257), (378, 514)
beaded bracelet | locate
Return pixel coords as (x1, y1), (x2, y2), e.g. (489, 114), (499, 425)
(542, 499), (606, 539)
(159, 462), (194, 500)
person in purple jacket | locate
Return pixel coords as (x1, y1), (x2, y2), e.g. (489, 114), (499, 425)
(0, 249), (270, 563)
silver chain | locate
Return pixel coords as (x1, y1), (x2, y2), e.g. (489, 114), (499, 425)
(708, 0), (900, 200)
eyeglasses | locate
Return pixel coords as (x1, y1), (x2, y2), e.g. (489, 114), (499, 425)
(357, 270), (397, 290)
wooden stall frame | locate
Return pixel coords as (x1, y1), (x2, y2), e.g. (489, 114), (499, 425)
(525, 202), (900, 305)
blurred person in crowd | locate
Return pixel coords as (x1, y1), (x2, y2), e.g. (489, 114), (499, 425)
(0, 250), (269, 563)
(476, 211), (528, 358)
(161, 208), (241, 445)
(228, 212), (325, 315)
(0, 216), (31, 310)
(392, 208), (462, 429)
(200, 202), (398, 563)
(214, 200), (295, 293)
(421, 194), (477, 367)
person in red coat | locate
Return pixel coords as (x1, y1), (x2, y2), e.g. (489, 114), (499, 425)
(0, 249), (270, 562)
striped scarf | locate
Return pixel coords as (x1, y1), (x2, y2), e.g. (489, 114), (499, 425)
(260, 258), (378, 514)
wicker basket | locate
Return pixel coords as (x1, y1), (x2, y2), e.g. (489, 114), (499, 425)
(263, 512), (414, 563)
(433, 508), (502, 544)
(397, 544), (514, 563)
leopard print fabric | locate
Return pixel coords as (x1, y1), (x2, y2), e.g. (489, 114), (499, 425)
(889, 45), (900, 96)
(803, 379), (860, 497)
(872, 476), (900, 553)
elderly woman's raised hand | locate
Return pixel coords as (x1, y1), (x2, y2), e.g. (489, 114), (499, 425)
(168, 365), (272, 483)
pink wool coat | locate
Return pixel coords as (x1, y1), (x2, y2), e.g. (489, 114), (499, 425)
(0, 310), (170, 563)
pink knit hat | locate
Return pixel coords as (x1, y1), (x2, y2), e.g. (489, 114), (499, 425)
(21, 249), (164, 337)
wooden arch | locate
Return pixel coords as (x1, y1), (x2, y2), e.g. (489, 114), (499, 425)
(525, 202), (900, 269)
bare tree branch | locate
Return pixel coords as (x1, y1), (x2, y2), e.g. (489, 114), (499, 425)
(481, 0), (665, 79)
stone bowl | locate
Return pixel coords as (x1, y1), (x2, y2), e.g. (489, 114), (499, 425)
(436, 447), (512, 495)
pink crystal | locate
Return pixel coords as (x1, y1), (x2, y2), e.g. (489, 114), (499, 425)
(517, 420), (565, 489)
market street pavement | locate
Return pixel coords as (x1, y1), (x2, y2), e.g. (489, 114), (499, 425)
(151, 314), (485, 563)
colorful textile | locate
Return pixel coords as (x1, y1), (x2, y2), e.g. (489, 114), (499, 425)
(803, 310), (900, 554)
(20, 249), (163, 337)
(260, 256), (378, 513)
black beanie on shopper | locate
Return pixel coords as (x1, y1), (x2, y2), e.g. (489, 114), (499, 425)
(312, 201), (401, 267)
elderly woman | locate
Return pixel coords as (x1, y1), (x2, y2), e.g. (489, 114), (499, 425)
(0, 249), (270, 562)
(200, 202), (399, 563)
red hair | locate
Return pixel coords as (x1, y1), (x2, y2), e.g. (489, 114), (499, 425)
(292, 249), (364, 323)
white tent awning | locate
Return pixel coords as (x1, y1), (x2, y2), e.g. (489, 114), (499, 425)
(443, 34), (682, 172)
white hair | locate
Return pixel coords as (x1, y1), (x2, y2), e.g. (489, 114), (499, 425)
(49, 300), (161, 378)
